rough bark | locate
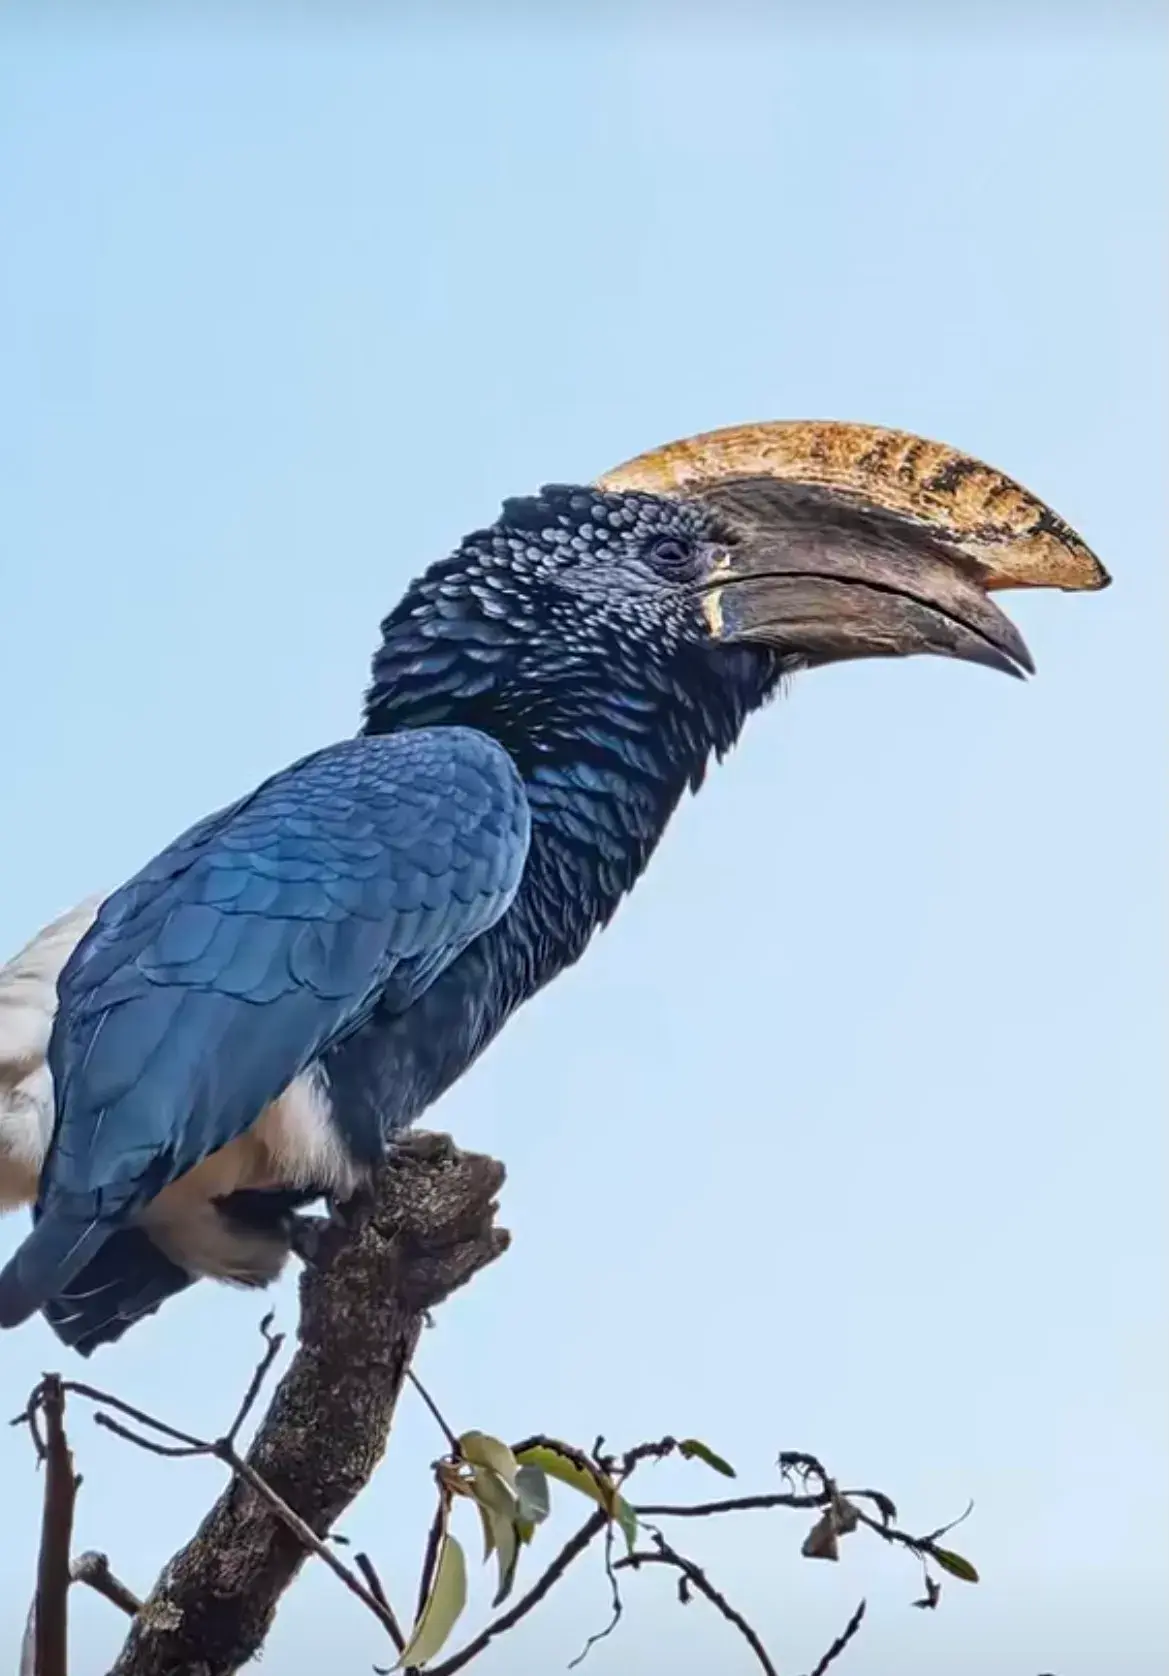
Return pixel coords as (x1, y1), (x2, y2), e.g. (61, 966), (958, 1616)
(108, 1132), (508, 1676)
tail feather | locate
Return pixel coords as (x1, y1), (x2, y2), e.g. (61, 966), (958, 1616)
(0, 1207), (111, 1328)
(41, 1228), (194, 1356)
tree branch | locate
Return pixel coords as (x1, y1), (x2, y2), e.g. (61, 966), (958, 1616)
(807, 1598), (867, 1676)
(426, 1509), (609, 1676)
(108, 1132), (508, 1676)
(635, 1491), (827, 1518)
(28, 1376), (79, 1676)
(70, 1552), (142, 1619)
(617, 1532), (778, 1676)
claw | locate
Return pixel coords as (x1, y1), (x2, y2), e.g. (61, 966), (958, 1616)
(333, 1183), (376, 1233)
(288, 1185), (376, 1271)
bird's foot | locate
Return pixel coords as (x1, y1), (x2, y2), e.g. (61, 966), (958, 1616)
(333, 1182), (377, 1233)
(288, 1214), (341, 1271)
(289, 1186), (376, 1272)
(386, 1130), (459, 1169)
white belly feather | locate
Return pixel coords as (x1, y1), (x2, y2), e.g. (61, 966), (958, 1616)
(0, 897), (365, 1285)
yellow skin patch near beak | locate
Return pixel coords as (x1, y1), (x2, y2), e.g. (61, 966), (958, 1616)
(596, 419), (1109, 595)
(701, 551), (733, 635)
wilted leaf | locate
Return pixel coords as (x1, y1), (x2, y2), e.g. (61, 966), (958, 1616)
(913, 1575), (942, 1610)
(515, 1464), (551, 1542)
(459, 1432), (519, 1490)
(801, 1511), (840, 1562)
(864, 1490), (898, 1526)
(834, 1498), (860, 1535)
(678, 1439), (736, 1478)
(514, 1443), (638, 1552)
(778, 1451), (827, 1487)
(397, 1531), (467, 1669)
(931, 1547), (980, 1584)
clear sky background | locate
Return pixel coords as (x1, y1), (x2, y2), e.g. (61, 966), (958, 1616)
(1, 7), (1165, 1675)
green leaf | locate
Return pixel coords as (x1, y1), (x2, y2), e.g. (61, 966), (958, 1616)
(514, 1443), (610, 1506)
(514, 1442), (638, 1552)
(678, 1439), (736, 1478)
(466, 1464), (514, 1562)
(472, 1495), (496, 1564)
(397, 1530), (467, 1669)
(931, 1547), (980, 1584)
(515, 1464), (551, 1542)
(491, 1515), (521, 1607)
(613, 1495), (639, 1553)
(459, 1432), (519, 1490)
(465, 1466), (523, 1606)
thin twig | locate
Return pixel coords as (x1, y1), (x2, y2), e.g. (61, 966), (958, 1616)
(567, 1516), (622, 1669)
(922, 1498), (975, 1545)
(222, 1449), (404, 1645)
(405, 1368), (461, 1454)
(29, 1369), (407, 1649)
(32, 1376), (79, 1676)
(413, 1495), (449, 1625)
(62, 1383), (204, 1450)
(92, 1413), (204, 1457)
(426, 1510), (609, 1676)
(806, 1598), (867, 1676)
(224, 1313), (285, 1447)
(618, 1436), (680, 1477)
(845, 1497), (960, 1567)
(617, 1532), (778, 1676)
(635, 1490), (828, 1518)
(354, 1552), (406, 1651)
(10, 1396), (48, 1459)
(638, 1485), (969, 1577)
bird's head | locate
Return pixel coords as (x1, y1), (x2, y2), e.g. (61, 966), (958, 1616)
(367, 420), (1108, 784)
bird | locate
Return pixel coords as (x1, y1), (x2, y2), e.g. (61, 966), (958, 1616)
(0, 419), (1108, 1355)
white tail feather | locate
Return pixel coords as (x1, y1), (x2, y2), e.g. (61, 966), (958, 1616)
(0, 898), (102, 1210)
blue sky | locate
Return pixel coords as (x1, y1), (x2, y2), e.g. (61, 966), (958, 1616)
(1, 9), (1165, 1675)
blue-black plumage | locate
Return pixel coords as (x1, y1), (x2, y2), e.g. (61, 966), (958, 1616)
(0, 729), (529, 1332)
(0, 420), (1106, 1352)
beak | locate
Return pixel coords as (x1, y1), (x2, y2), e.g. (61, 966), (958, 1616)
(702, 482), (1037, 676)
(596, 420), (1108, 679)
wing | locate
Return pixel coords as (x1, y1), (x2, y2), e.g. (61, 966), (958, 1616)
(0, 726), (529, 1326)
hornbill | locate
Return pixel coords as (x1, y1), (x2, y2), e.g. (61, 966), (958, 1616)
(0, 420), (1107, 1354)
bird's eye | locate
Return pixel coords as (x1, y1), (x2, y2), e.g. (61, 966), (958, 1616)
(646, 534), (697, 576)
